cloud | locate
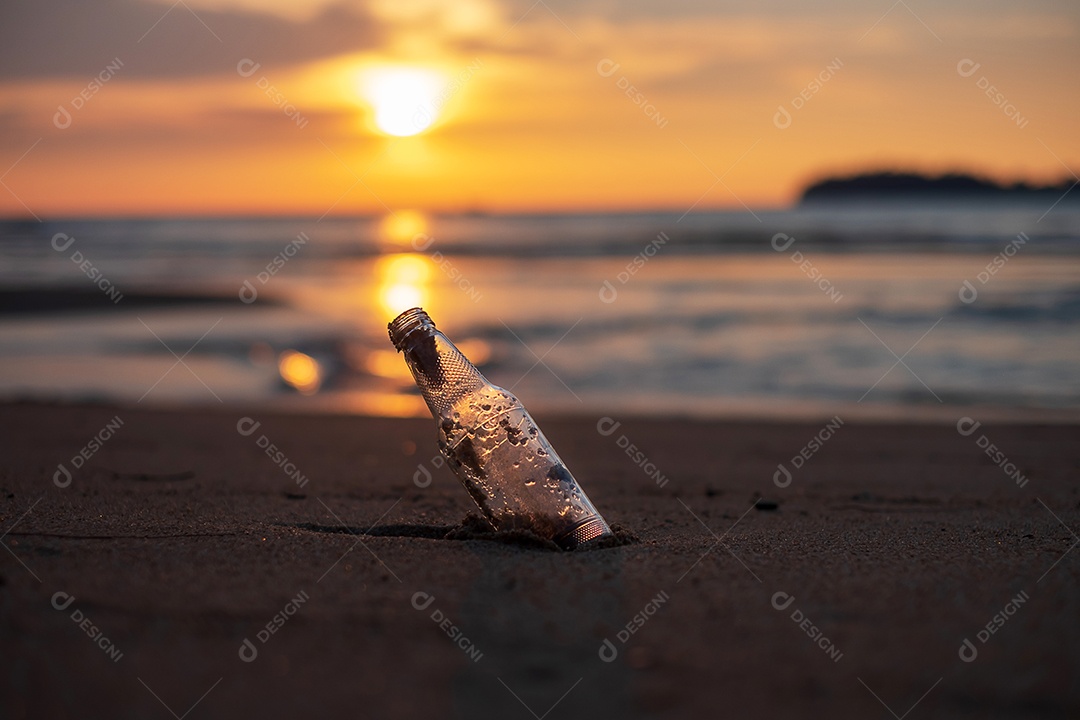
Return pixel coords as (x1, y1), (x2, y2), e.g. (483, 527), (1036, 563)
(0, 0), (384, 80)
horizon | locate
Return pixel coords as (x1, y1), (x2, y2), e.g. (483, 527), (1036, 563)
(2, 1), (1077, 217)
(1, 167), (1075, 223)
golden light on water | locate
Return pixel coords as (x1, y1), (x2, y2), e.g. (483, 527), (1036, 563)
(375, 253), (431, 320)
(361, 67), (447, 137)
(366, 348), (412, 380)
(343, 391), (428, 418)
(378, 210), (429, 250)
(366, 339), (491, 381)
(278, 350), (322, 395)
(453, 339), (492, 365)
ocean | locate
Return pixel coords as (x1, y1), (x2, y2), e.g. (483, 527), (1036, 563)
(2, 202), (1078, 421)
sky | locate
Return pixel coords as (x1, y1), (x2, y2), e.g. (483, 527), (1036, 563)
(0, 0), (1077, 216)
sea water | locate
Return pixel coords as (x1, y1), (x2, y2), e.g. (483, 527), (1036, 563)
(1, 203), (1077, 420)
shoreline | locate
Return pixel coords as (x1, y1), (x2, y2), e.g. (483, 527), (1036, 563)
(6, 396), (1080, 425)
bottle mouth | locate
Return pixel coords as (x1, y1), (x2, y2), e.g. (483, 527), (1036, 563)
(388, 307), (435, 350)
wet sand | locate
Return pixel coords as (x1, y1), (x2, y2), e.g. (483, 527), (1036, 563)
(1, 402), (1077, 718)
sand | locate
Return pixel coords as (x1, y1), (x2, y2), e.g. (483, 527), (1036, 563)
(1, 402), (1077, 719)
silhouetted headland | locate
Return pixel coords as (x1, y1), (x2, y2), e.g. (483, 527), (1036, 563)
(800, 171), (1077, 204)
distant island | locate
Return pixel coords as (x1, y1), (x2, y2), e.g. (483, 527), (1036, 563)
(800, 171), (1077, 204)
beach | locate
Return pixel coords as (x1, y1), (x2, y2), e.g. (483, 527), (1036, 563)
(5, 0), (1078, 716)
(2, 401), (1077, 718)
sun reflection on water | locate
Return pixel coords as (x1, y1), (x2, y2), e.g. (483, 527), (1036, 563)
(375, 253), (431, 321)
(278, 349), (322, 395)
(378, 210), (429, 251)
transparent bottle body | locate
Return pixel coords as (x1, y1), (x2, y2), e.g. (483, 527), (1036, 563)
(390, 309), (612, 549)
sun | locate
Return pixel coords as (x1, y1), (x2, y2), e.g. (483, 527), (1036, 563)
(361, 67), (447, 137)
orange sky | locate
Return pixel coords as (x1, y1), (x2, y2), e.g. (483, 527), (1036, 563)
(0, 0), (1077, 216)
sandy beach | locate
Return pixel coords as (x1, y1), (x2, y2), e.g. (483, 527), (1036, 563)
(5, 0), (1078, 716)
(1, 401), (1077, 718)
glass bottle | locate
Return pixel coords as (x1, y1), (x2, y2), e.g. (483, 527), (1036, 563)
(388, 307), (613, 550)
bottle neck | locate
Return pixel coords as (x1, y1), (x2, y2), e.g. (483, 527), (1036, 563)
(389, 308), (486, 414)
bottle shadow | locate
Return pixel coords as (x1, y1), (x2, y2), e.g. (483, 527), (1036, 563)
(290, 521), (456, 540)
(288, 517), (637, 552)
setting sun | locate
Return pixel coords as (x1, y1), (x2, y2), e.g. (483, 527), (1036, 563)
(361, 67), (447, 137)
